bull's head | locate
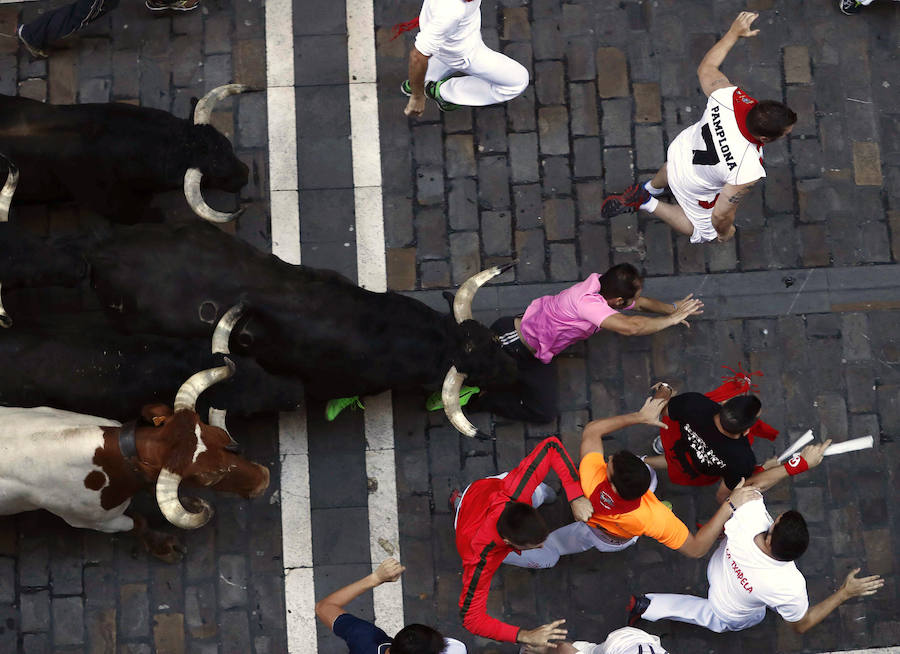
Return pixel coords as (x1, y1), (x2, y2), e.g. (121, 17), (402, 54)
(183, 84), (251, 224)
(443, 262), (518, 438)
(151, 357), (269, 529)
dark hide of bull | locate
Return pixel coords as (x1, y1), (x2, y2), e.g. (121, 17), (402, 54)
(0, 222), (87, 290)
(0, 94), (248, 221)
(0, 325), (305, 420)
(0, 221), (518, 400)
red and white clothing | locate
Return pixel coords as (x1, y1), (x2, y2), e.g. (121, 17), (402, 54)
(454, 436), (584, 642)
(666, 86), (765, 243)
(519, 274), (635, 364)
(414, 0), (528, 106)
(567, 627), (669, 654)
(642, 497), (809, 632)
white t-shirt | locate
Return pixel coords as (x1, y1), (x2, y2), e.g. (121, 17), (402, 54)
(669, 86), (766, 195)
(707, 498), (809, 625)
(571, 627), (668, 654)
(415, 0), (483, 65)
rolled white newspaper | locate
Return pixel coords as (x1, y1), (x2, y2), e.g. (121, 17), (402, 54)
(777, 429), (814, 463)
(823, 436), (874, 457)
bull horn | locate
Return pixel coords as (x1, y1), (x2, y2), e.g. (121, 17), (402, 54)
(183, 168), (245, 224)
(193, 84), (250, 125)
(155, 468), (213, 529)
(452, 260), (517, 323)
(442, 366), (480, 438)
(0, 156), (18, 223)
(173, 357), (236, 412)
(211, 303), (244, 354)
(0, 283), (10, 329)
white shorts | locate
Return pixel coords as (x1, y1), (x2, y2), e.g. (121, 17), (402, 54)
(666, 133), (721, 244)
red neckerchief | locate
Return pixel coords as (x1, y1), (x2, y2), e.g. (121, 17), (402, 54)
(390, 0), (476, 40)
(732, 88), (763, 148)
(589, 479), (641, 516)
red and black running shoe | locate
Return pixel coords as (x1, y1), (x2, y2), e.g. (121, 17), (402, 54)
(448, 488), (462, 513)
(626, 594), (651, 626)
(601, 183), (651, 218)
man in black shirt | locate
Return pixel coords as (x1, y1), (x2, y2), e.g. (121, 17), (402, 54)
(644, 391), (761, 502)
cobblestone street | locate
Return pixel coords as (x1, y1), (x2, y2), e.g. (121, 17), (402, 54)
(0, 0), (897, 652)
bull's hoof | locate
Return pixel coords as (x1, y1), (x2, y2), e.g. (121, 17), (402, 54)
(141, 529), (187, 564)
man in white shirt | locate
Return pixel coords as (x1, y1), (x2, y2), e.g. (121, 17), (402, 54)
(627, 496), (884, 633)
(600, 12), (797, 244)
(401, 0), (529, 116)
(519, 627), (670, 654)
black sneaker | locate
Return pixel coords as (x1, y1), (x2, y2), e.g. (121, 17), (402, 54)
(839, 0), (862, 14)
(425, 79), (460, 112)
(400, 79), (412, 96)
(601, 183), (651, 218)
(17, 25), (47, 59)
(626, 594), (650, 626)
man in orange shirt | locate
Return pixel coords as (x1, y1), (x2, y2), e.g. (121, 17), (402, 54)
(504, 394), (758, 568)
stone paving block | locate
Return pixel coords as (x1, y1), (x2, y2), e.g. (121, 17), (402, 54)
(119, 583), (149, 639)
(18, 79), (46, 102)
(783, 45), (812, 84)
(478, 155), (511, 209)
(610, 214), (638, 249)
(602, 148), (635, 193)
(535, 61), (565, 106)
(444, 134), (474, 179)
(508, 132), (540, 183)
(515, 230), (547, 282)
(476, 106), (508, 154)
(569, 82), (599, 137)
(550, 243), (578, 281)
(442, 106), (473, 134)
(413, 124), (444, 168)
(566, 35), (595, 82)
(52, 596), (83, 646)
(420, 260), (450, 289)
(538, 106), (570, 155)
(507, 85), (536, 132)
(513, 183), (543, 229)
(386, 248), (417, 291)
(185, 582), (217, 641)
(579, 223), (609, 277)
(633, 83), (661, 124)
(791, 137), (825, 179)
(444, 179), (476, 233)
(449, 231), (481, 285)
(415, 166), (444, 206)
(18, 534), (48, 588)
(600, 98), (632, 147)
(20, 590), (49, 634)
(541, 155), (572, 196)
(482, 210), (512, 256)
(595, 47), (628, 98)
(572, 137), (602, 179)
(503, 7), (531, 41)
(543, 198), (575, 240)
(634, 125), (663, 171)
(852, 141), (883, 186)
(531, 18), (564, 60)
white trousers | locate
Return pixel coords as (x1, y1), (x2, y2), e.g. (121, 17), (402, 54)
(642, 592), (765, 633)
(503, 468), (658, 568)
(425, 40), (529, 106)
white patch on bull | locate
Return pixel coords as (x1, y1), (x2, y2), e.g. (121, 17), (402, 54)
(191, 423), (208, 464)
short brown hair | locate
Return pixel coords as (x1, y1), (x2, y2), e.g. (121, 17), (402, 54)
(746, 101), (797, 140)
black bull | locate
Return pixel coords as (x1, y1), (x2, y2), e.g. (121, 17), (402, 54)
(0, 88), (248, 223)
(0, 221), (519, 404)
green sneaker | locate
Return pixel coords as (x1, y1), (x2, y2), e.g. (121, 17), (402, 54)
(661, 500), (673, 510)
(425, 79), (461, 112)
(400, 79), (412, 96)
(325, 396), (365, 421)
(425, 385), (480, 411)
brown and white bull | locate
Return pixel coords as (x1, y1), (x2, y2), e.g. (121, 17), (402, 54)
(0, 361), (269, 562)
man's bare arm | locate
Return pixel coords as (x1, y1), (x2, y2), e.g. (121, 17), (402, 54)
(711, 180), (757, 241)
(789, 568), (884, 634)
(697, 12), (760, 97)
(403, 47), (430, 117)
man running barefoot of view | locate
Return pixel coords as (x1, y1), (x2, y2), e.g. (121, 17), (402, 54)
(315, 558), (466, 654)
(601, 12), (796, 244)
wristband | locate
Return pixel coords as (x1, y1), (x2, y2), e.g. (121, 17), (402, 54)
(728, 500), (736, 512)
(784, 454), (809, 476)
(671, 302), (677, 311)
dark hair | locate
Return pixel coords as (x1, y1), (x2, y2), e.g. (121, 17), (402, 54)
(610, 451), (651, 500)
(719, 395), (761, 433)
(392, 624), (445, 654)
(599, 263), (643, 302)
(496, 501), (549, 547)
(770, 511), (809, 561)
(746, 101), (797, 140)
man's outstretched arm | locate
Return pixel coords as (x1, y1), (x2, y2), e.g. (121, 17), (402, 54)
(314, 559), (404, 629)
(697, 11), (760, 97)
(788, 568), (884, 634)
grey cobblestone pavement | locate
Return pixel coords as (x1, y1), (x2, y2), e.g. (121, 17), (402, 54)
(375, 0), (900, 653)
(0, 0), (897, 652)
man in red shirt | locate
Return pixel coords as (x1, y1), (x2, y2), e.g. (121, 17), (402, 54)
(451, 436), (593, 647)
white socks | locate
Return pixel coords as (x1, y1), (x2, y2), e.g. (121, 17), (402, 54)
(644, 180), (665, 196)
(640, 180), (664, 213)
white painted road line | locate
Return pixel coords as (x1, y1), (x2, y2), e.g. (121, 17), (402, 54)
(346, 0), (403, 637)
(265, 0), (312, 650)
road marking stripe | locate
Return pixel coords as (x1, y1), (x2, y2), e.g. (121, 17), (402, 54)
(265, 0), (313, 650)
(346, 0), (403, 637)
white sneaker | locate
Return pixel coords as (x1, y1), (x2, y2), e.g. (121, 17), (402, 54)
(652, 436), (664, 455)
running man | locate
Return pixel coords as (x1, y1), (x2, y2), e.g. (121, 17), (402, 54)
(503, 393), (759, 568)
(601, 12), (797, 244)
(627, 494), (884, 633)
(400, 0), (529, 116)
(520, 627), (672, 654)
(450, 436), (594, 647)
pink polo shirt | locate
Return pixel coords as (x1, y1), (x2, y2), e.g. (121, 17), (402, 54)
(519, 274), (633, 363)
